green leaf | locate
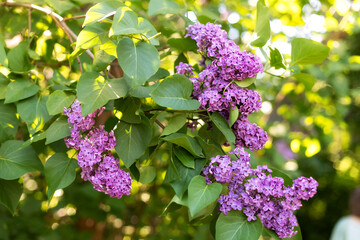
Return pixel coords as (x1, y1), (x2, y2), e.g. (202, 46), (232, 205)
(139, 165), (156, 184)
(114, 97), (141, 124)
(164, 152), (181, 183)
(170, 157), (206, 198)
(147, 68), (170, 82)
(45, 0), (76, 14)
(21, 132), (46, 149)
(45, 117), (71, 145)
(216, 211), (263, 240)
(7, 41), (31, 73)
(210, 112), (236, 145)
(0, 101), (19, 142)
(0, 140), (42, 180)
(269, 47), (286, 70)
(128, 82), (160, 98)
(0, 179), (22, 214)
(114, 117), (152, 168)
(45, 153), (78, 200)
(188, 175), (222, 217)
(174, 147), (195, 169)
(0, 37), (7, 67)
(150, 74), (200, 110)
(77, 72), (128, 116)
(83, 0), (126, 26)
(163, 194), (188, 215)
(229, 106), (239, 127)
(162, 133), (203, 157)
(251, 0), (270, 47)
(93, 45), (116, 72)
(0, 73), (9, 99)
(4, 79), (39, 103)
(290, 38), (330, 66)
(234, 78), (256, 88)
(17, 95), (51, 135)
(292, 73), (315, 91)
(196, 136), (225, 159)
(148, 0), (182, 16)
(46, 90), (75, 116)
(161, 113), (187, 136)
(110, 6), (141, 36)
(117, 37), (160, 87)
(262, 224), (302, 240)
(76, 22), (111, 50)
(168, 38), (197, 52)
(138, 18), (159, 45)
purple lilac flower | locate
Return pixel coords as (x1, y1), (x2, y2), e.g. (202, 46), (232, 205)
(202, 148), (318, 238)
(177, 23), (263, 114)
(176, 23), (266, 151)
(233, 116), (268, 151)
(64, 100), (132, 199)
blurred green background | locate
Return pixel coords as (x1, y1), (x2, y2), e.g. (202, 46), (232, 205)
(0, 0), (359, 239)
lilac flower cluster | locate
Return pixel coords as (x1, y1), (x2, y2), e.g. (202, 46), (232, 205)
(176, 23), (267, 151)
(64, 100), (132, 198)
(203, 148), (318, 238)
(233, 116), (268, 151)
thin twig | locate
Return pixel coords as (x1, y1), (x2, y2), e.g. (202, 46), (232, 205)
(50, 14), (83, 73)
(63, 15), (85, 21)
(1, 2), (94, 60)
(147, 32), (161, 40)
(155, 119), (165, 129)
(28, 9), (31, 39)
(157, 45), (170, 51)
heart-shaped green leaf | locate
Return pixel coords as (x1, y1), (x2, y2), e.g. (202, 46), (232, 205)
(216, 211), (262, 240)
(188, 175), (222, 217)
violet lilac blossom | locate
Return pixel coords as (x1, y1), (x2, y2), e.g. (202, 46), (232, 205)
(64, 100), (132, 199)
(203, 148), (318, 238)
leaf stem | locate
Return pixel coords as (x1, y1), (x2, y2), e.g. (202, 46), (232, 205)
(148, 32), (161, 40)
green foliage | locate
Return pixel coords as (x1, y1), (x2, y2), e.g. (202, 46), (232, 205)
(45, 117), (71, 145)
(44, 153), (77, 200)
(114, 117), (152, 168)
(0, 140), (42, 180)
(0, 179), (22, 214)
(290, 38), (330, 66)
(150, 74), (201, 110)
(0, 0), (347, 239)
(216, 211), (262, 240)
(251, 0), (270, 47)
(269, 47), (286, 70)
(117, 37), (160, 87)
(4, 79), (39, 104)
(148, 0), (182, 16)
(188, 175), (222, 217)
(77, 72), (128, 116)
(210, 112), (236, 145)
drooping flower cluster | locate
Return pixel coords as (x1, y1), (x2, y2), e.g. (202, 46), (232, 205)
(176, 22), (267, 151)
(64, 100), (132, 198)
(203, 148), (318, 238)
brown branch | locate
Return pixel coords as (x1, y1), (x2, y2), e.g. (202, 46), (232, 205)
(63, 15), (85, 21)
(28, 9), (31, 39)
(155, 119), (165, 129)
(1, 2), (94, 60)
(49, 14), (83, 73)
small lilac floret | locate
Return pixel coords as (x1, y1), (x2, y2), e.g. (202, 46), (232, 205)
(64, 100), (132, 199)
